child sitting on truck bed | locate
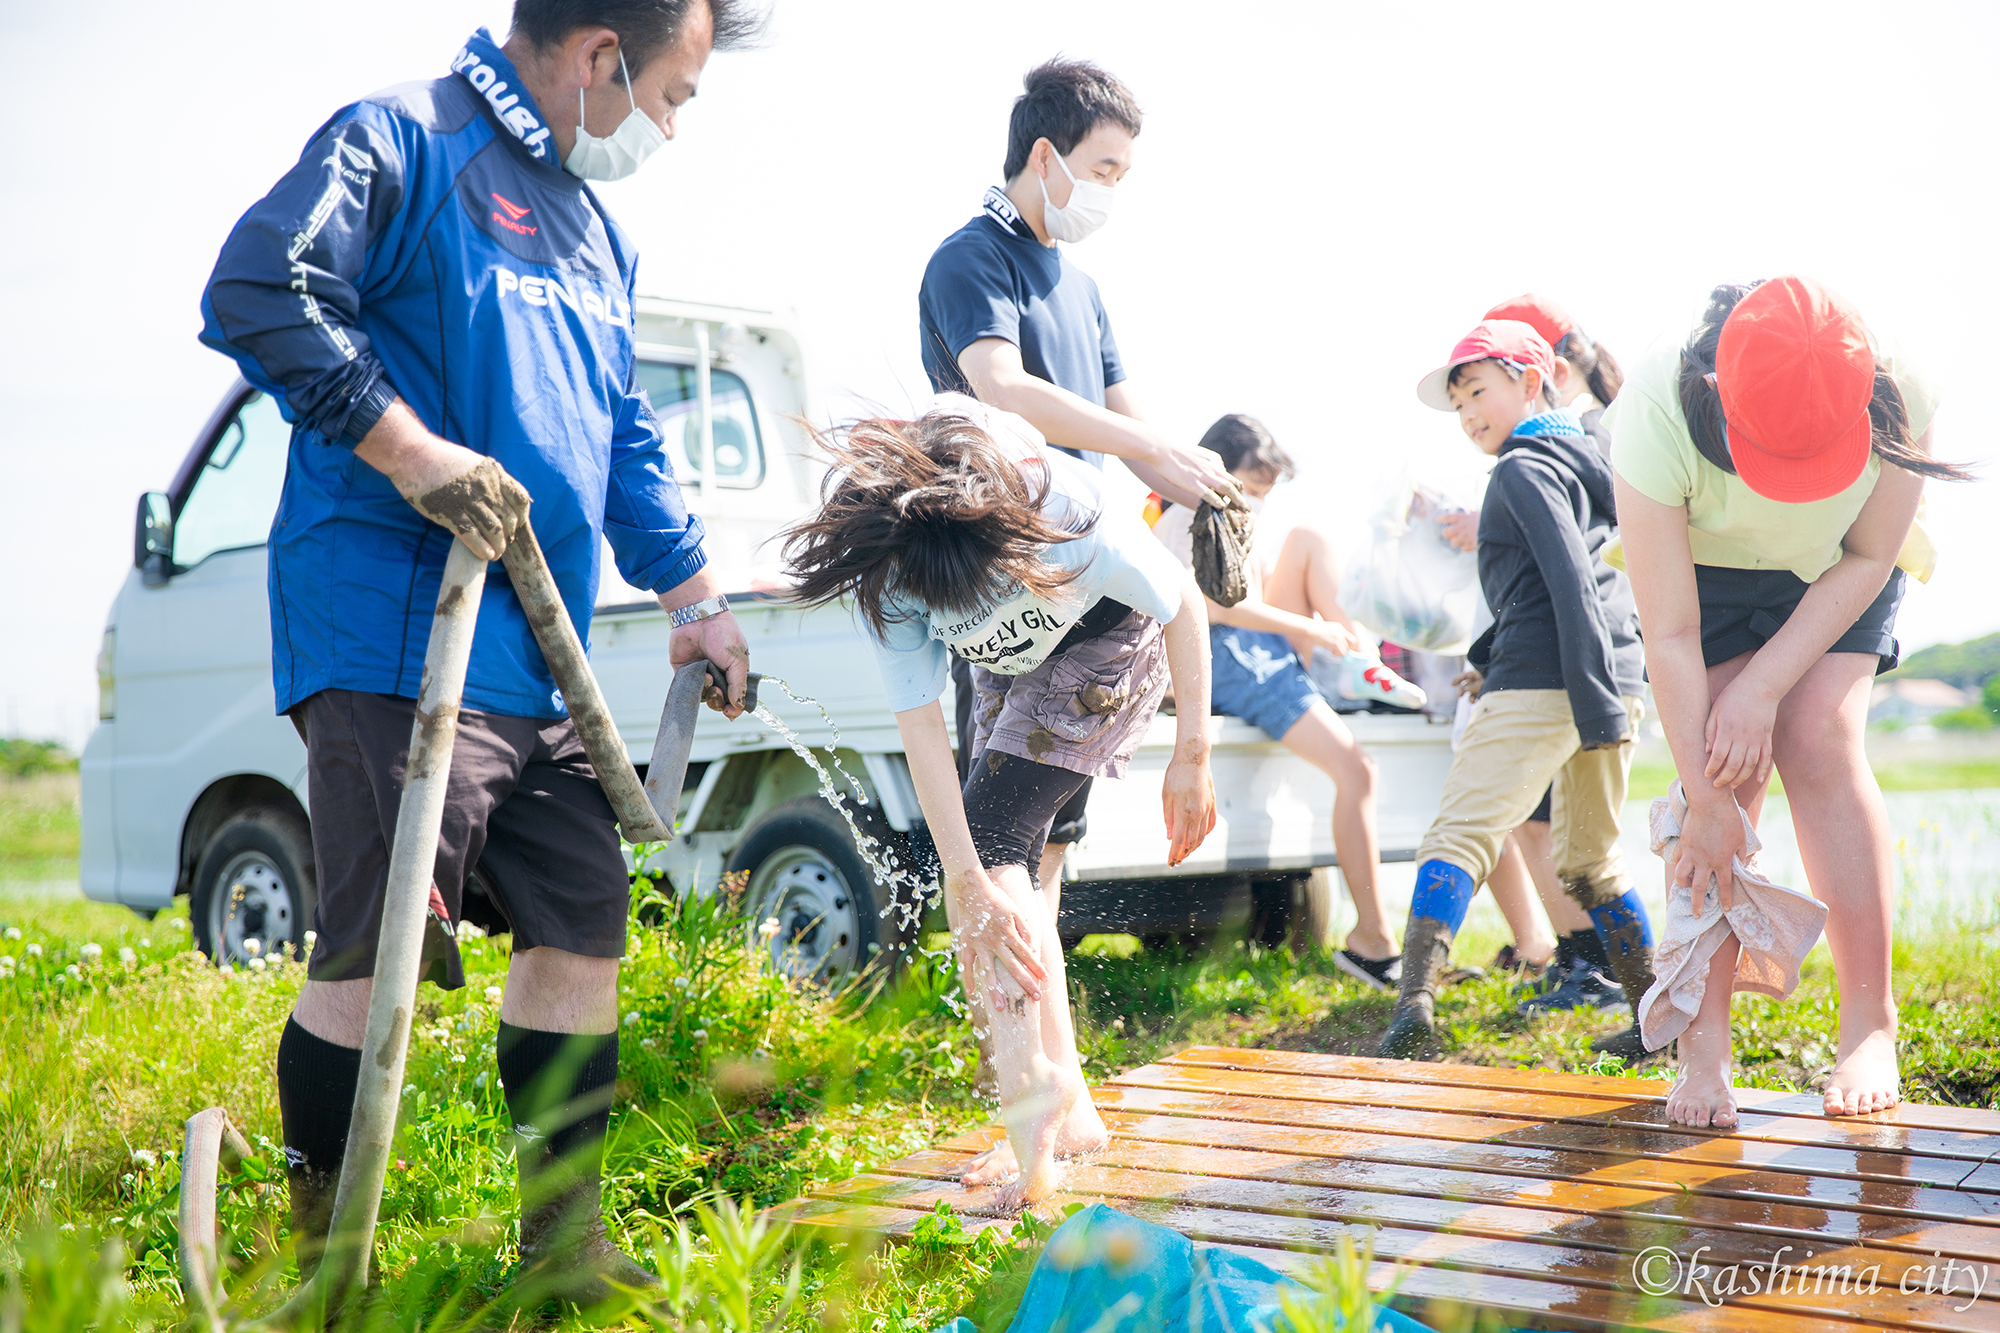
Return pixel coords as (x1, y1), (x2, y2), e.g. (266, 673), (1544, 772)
(1151, 414), (1422, 990)
(1378, 320), (1657, 1061)
(781, 394), (1217, 1207)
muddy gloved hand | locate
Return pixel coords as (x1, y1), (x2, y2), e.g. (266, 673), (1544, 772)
(403, 454), (532, 562)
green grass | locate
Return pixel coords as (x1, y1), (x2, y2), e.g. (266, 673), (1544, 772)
(0, 775), (81, 883)
(6, 778), (2000, 1329)
(1626, 753), (2000, 803)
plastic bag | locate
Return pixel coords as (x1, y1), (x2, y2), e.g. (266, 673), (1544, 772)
(1342, 483), (1481, 653)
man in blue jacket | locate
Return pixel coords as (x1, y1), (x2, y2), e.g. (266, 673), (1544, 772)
(200, 0), (758, 1300)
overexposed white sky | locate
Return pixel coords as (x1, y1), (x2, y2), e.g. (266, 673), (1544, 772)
(2, 0), (1995, 748)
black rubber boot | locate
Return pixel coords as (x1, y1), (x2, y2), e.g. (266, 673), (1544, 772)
(1590, 1022), (1655, 1063)
(1377, 916), (1454, 1060)
(275, 1018), (361, 1281)
(515, 1166), (657, 1306)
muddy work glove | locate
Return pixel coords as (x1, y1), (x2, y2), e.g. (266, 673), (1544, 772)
(406, 456), (532, 561)
(1189, 485), (1254, 607)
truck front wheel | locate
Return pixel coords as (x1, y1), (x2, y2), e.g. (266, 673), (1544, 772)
(191, 808), (317, 968)
(729, 798), (900, 984)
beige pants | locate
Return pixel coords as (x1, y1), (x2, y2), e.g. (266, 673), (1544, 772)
(1416, 690), (1645, 909)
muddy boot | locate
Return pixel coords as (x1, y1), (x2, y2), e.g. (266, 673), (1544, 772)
(516, 1165), (656, 1306)
(275, 1018), (362, 1281)
(1378, 916), (1454, 1060)
(283, 1164), (337, 1281)
(1590, 1022), (1655, 1063)
(1579, 886), (1658, 1019)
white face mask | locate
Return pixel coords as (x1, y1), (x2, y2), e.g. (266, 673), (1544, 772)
(1038, 148), (1116, 243)
(564, 51), (666, 181)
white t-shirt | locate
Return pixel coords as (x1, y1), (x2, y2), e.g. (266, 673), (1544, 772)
(869, 396), (1187, 712)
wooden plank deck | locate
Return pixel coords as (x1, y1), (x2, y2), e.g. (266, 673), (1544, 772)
(776, 1046), (2000, 1332)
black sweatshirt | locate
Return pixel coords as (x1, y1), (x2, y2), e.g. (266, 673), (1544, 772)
(1467, 428), (1646, 747)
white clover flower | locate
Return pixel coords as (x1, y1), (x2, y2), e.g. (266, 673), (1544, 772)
(303, 929), (317, 949)
(27, 942), (42, 957)
(79, 942), (103, 963)
(140, 937), (151, 948)
(693, 1029), (709, 1043)
(242, 938), (262, 958)
(451, 1053), (465, 1064)
(758, 916), (781, 940)
(624, 1011), (641, 1027)
(402, 1085), (417, 1098)
(131, 1148), (157, 1170)
(3, 927), (20, 940)
(250, 957), (268, 973)
(1, 954), (14, 969)
(672, 976), (690, 990)
(219, 963), (235, 976)
(473, 1071), (489, 1090)
(754, 1048), (772, 1062)
(639, 1038), (657, 1050)
(38, 1179), (54, 1190)
(456, 920), (486, 941)
(484, 985), (503, 1003)
(65, 964), (82, 979)
(170, 918), (188, 931)
(119, 947), (137, 964)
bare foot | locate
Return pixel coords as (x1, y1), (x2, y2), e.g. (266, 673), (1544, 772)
(1824, 1027), (1900, 1116)
(1666, 1023), (1737, 1128)
(960, 1086), (1106, 1186)
(992, 1057), (1078, 1211)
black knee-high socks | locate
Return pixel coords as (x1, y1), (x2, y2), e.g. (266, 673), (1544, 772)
(277, 1017), (363, 1180)
(496, 1021), (620, 1177)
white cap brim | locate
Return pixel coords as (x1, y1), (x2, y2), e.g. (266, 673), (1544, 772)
(1415, 363), (1461, 412)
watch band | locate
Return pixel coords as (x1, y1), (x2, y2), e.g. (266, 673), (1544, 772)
(668, 594), (730, 628)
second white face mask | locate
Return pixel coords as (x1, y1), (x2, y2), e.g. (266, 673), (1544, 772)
(1038, 148), (1115, 243)
(565, 51), (667, 182)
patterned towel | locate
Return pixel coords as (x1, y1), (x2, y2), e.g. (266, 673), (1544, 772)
(1637, 781), (1829, 1051)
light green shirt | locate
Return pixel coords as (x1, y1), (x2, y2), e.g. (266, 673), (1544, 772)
(1605, 340), (1938, 583)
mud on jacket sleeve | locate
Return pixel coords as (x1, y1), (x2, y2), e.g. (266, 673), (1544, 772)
(603, 382), (709, 594)
(199, 104), (415, 446)
(1491, 457), (1627, 746)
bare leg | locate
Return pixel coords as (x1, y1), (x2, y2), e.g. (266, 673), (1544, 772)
(293, 977), (373, 1048)
(502, 947), (620, 1034)
(964, 846), (1106, 1187)
(954, 863), (1080, 1209)
(1485, 834), (1557, 966)
(1666, 932), (1739, 1127)
(1514, 819), (1593, 937)
(1264, 526), (1363, 658)
(1771, 653), (1899, 1116)
(1279, 703), (1394, 958)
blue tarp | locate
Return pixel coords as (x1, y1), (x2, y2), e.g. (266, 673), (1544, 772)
(935, 1203), (1437, 1333)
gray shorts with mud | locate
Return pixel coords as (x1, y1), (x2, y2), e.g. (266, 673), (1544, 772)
(291, 689), (631, 990)
(968, 607), (1169, 781)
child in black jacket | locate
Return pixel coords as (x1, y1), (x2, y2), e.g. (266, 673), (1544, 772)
(1378, 320), (1657, 1060)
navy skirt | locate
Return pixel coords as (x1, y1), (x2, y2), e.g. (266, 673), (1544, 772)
(1694, 565), (1906, 674)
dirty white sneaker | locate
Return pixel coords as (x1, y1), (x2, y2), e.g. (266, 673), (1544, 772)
(1337, 653), (1426, 710)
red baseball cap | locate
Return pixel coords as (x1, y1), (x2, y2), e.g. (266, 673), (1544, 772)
(1484, 294), (1578, 352)
(1416, 320), (1556, 411)
(1716, 276), (1876, 503)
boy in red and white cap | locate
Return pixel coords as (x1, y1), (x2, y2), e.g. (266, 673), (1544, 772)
(1379, 320), (1655, 1060)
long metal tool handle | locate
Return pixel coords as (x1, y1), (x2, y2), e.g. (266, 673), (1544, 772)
(254, 538), (489, 1329)
(501, 525), (675, 843)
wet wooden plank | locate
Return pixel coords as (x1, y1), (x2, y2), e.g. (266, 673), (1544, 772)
(911, 1130), (2000, 1259)
(1112, 1062), (2000, 1162)
(1164, 1047), (2000, 1139)
(815, 1170), (2000, 1331)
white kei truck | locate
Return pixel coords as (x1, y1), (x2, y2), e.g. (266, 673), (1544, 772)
(81, 300), (1454, 980)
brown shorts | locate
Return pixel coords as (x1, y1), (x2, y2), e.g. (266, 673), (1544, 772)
(970, 607), (1169, 781)
(293, 689), (631, 990)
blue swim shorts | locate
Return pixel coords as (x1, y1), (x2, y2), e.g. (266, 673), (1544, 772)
(1209, 627), (1322, 741)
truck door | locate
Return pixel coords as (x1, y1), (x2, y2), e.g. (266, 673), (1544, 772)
(111, 388), (300, 902)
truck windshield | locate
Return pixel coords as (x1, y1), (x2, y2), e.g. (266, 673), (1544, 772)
(174, 391), (290, 569)
(632, 362), (764, 488)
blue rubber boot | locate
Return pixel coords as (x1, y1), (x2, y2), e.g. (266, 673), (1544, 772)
(1377, 861), (1476, 1060)
(1584, 889), (1660, 1061)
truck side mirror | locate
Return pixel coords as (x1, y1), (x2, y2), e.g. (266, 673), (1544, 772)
(136, 491), (175, 587)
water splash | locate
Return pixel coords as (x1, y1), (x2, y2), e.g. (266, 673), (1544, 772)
(748, 677), (949, 964)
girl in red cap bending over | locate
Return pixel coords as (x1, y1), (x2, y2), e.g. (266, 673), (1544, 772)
(1610, 278), (1970, 1127)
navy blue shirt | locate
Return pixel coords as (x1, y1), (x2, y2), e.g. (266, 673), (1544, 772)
(918, 189), (1126, 468)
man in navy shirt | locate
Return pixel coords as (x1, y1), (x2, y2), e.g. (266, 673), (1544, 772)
(919, 58), (1231, 916)
(200, 0), (757, 1302)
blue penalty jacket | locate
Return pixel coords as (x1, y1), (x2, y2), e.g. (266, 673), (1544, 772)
(200, 29), (706, 719)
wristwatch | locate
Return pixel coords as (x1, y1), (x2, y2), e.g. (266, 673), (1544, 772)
(668, 594), (730, 628)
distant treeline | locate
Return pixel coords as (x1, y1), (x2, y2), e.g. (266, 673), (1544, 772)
(1886, 631), (2000, 690)
(0, 739), (78, 779)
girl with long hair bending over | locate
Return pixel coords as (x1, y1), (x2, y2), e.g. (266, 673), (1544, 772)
(783, 395), (1216, 1206)
(1609, 277), (1970, 1127)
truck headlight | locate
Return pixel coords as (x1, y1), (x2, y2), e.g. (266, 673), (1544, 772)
(97, 628), (115, 721)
